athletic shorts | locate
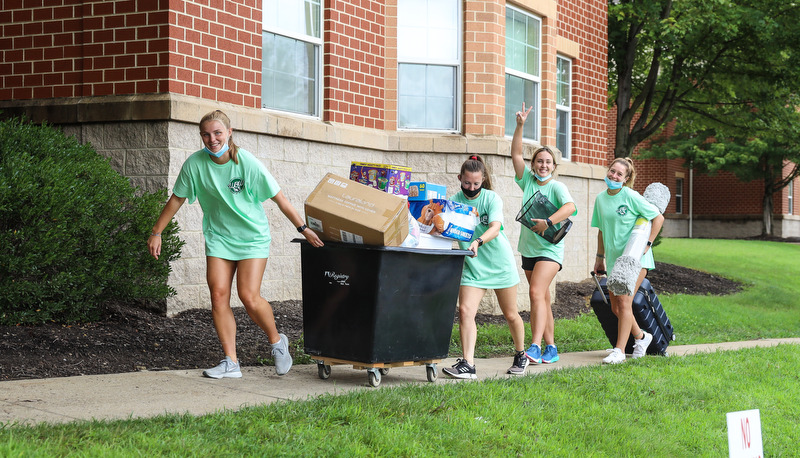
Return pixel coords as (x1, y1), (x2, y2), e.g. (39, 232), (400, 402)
(521, 255), (562, 272)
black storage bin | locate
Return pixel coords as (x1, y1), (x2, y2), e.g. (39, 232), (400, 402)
(298, 240), (470, 363)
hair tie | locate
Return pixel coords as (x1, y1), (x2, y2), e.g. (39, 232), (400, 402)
(469, 155), (478, 161)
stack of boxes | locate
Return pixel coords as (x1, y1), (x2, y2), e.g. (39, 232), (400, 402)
(303, 163), (477, 249)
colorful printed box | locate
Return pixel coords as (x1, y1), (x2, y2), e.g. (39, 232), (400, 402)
(349, 162), (412, 197)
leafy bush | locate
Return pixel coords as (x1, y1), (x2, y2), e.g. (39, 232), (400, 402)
(0, 117), (184, 325)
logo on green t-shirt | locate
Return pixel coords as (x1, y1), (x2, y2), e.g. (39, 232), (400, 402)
(479, 213), (489, 226)
(228, 178), (244, 194)
(616, 205), (629, 216)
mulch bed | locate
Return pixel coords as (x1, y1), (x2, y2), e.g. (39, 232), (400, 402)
(0, 262), (740, 381)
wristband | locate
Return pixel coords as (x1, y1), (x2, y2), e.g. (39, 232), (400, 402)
(476, 237), (484, 247)
(546, 218), (553, 228)
(297, 224), (308, 233)
(646, 241), (652, 247)
(151, 233), (161, 237)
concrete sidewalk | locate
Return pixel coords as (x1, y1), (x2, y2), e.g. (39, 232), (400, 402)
(2, 338), (798, 426)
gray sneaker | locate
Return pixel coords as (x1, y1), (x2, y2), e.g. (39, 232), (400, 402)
(272, 333), (293, 375)
(203, 356), (242, 379)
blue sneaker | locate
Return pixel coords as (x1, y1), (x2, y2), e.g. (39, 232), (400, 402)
(525, 344), (542, 364)
(542, 344), (560, 364)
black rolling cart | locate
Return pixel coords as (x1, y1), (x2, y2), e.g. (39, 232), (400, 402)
(295, 240), (471, 387)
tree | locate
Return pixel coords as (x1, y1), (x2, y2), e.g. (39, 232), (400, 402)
(642, 91), (800, 235)
(609, 0), (800, 158)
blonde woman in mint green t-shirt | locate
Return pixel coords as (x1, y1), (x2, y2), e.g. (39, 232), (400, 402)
(591, 157), (664, 365)
(441, 154), (527, 380)
(511, 103), (577, 366)
(147, 110), (323, 379)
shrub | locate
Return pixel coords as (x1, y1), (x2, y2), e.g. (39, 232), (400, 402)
(0, 117), (184, 325)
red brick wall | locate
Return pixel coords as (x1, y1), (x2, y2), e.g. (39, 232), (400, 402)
(558, 0), (608, 166)
(463, 0), (505, 137)
(0, 0), (261, 107)
(690, 172), (763, 215)
(324, 0), (385, 128)
(2, 0), (609, 156)
(776, 161), (798, 215)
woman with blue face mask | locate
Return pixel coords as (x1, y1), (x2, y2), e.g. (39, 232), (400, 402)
(591, 157), (664, 364)
(147, 110), (324, 379)
(511, 103), (577, 367)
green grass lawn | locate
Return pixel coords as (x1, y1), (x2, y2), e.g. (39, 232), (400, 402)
(1, 238), (798, 456)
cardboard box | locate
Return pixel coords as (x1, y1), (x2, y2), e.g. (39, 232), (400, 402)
(349, 162), (412, 197)
(408, 199), (478, 242)
(305, 173), (409, 246)
(407, 181), (447, 201)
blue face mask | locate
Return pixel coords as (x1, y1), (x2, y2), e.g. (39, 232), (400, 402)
(534, 173), (552, 182)
(604, 176), (624, 190)
(204, 142), (229, 158)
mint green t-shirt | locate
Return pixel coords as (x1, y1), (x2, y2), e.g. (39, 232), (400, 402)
(450, 189), (520, 290)
(591, 186), (661, 273)
(173, 148), (280, 260)
(514, 170), (577, 263)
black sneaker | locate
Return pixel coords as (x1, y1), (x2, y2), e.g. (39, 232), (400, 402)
(507, 351), (529, 375)
(442, 358), (477, 380)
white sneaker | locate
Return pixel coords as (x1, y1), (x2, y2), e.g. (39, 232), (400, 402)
(602, 348), (625, 364)
(632, 331), (653, 359)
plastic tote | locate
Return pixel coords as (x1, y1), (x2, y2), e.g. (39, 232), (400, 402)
(297, 240), (472, 364)
(515, 191), (573, 244)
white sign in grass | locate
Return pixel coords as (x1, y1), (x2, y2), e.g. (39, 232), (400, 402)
(727, 409), (763, 458)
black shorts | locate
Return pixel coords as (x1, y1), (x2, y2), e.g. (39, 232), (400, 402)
(521, 256), (562, 272)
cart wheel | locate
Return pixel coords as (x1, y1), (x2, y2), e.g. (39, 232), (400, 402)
(426, 363), (438, 382)
(379, 368), (390, 376)
(367, 368), (382, 387)
(317, 363), (331, 380)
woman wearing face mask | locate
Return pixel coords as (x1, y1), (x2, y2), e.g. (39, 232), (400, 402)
(442, 154), (527, 379)
(511, 103), (577, 366)
(592, 157), (664, 364)
(147, 110), (323, 379)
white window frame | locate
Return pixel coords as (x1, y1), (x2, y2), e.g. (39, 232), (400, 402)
(261, 0), (323, 118)
(504, 5), (542, 142)
(788, 179), (794, 215)
(556, 55), (572, 160)
(675, 178), (684, 214)
(397, 0), (462, 132)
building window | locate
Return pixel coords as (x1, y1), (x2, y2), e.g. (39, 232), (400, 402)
(789, 180), (794, 215)
(556, 56), (571, 160)
(262, 0), (322, 116)
(505, 6), (541, 141)
(398, 0), (460, 131)
(675, 178), (684, 214)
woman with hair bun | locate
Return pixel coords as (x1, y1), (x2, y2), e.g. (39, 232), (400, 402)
(442, 154), (527, 379)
